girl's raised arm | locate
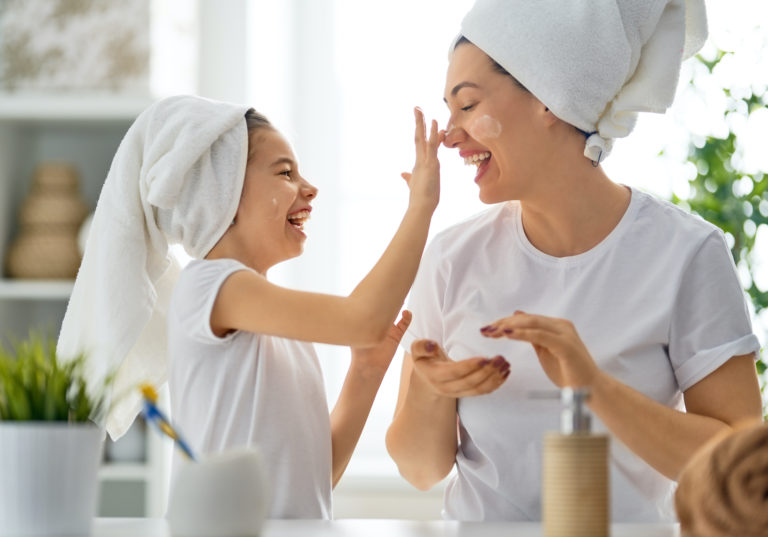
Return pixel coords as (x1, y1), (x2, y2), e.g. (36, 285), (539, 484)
(212, 108), (443, 347)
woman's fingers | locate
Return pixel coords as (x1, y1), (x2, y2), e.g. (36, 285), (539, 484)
(436, 357), (510, 396)
(411, 339), (510, 396)
(480, 311), (567, 338)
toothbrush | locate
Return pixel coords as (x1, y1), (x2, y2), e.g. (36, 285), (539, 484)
(140, 384), (197, 461)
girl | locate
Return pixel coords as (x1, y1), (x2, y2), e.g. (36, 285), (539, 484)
(386, 0), (763, 523)
(57, 95), (490, 518)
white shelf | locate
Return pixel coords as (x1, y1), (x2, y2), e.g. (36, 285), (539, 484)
(0, 279), (73, 300)
(0, 94), (154, 122)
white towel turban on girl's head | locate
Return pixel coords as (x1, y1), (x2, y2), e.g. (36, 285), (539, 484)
(457, 0), (708, 163)
(57, 95), (252, 439)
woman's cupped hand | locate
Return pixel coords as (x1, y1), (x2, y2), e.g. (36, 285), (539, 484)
(409, 339), (510, 398)
(480, 310), (600, 389)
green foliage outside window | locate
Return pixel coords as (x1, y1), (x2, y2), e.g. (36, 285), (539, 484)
(668, 50), (767, 416)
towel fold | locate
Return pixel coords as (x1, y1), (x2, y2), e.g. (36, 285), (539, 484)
(57, 95), (251, 440)
(457, 0), (708, 162)
(675, 421), (768, 537)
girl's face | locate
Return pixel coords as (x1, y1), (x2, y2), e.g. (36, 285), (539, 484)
(443, 42), (545, 203)
(233, 128), (318, 272)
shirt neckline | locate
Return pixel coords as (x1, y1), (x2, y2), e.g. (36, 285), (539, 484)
(509, 185), (642, 266)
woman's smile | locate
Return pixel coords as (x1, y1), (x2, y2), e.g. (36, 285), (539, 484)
(460, 149), (492, 184)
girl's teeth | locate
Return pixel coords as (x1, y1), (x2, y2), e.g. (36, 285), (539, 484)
(287, 210), (310, 227)
(463, 152), (491, 166)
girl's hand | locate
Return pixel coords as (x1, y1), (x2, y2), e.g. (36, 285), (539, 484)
(409, 339), (510, 398)
(350, 310), (412, 380)
(480, 311), (600, 389)
(401, 107), (444, 214)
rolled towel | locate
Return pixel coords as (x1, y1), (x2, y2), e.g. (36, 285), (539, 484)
(456, 0), (708, 163)
(675, 420), (768, 537)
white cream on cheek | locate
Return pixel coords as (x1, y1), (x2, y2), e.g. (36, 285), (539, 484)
(268, 197), (282, 220)
(468, 114), (502, 141)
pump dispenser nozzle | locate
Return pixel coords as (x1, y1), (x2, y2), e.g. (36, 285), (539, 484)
(560, 387), (591, 434)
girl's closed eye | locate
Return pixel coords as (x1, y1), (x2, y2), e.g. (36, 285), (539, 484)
(460, 103), (476, 112)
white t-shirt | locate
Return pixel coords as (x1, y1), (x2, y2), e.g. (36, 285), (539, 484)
(167, 258), (332, 519)
(402, 187), (759, 523)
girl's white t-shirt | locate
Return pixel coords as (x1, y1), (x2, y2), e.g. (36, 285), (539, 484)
(402, 187), (760, 523)
(167, 258), (332, 519)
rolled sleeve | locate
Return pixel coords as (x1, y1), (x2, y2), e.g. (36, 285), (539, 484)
(669, 230), (761, 391)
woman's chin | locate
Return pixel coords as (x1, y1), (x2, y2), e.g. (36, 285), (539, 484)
(478, 187), (505, 205)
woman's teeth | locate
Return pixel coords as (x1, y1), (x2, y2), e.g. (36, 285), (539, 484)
(463, 152), (491, 166)
(287, 210), (310, 229)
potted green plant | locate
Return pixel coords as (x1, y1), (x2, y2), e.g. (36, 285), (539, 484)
(0, 332), (111, 536)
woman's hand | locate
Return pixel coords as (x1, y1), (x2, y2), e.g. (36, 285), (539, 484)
(350, 310), (412, 380)
(409, 339), (510, 398)
(480, 311), (600, 388)
(401, 107), (444, 214)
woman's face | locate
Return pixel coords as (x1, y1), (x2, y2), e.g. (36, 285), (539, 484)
(443, 42), (543, 203)
(233, 128), (318, 272)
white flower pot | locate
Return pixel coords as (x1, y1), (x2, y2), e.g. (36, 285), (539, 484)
(0, 422), (104, 536)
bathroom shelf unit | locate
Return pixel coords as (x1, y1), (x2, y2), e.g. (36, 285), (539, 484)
(0, 93), (169, 517)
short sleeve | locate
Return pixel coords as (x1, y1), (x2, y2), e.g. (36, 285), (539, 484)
(669, 230), (761, 391)
(401, 235), (449, 352)
(170, 259), (252, 345)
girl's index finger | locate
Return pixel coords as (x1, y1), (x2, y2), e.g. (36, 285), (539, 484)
(428, 119), (441, 151)
(414, 106), (426, 158)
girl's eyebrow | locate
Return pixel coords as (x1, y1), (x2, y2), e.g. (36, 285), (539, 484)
(444, 81), (480, 103)
(270, 157), (295, 167)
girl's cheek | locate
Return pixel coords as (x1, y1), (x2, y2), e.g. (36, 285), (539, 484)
(468, 114), (502, 141)
(269, 188), (295, 220)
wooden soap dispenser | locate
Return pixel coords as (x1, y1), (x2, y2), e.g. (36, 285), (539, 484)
(542, 388), (610, 537)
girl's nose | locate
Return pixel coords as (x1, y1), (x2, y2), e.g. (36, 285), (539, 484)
(302, 180), (318, 200)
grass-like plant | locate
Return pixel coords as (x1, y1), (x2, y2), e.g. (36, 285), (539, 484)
(0, 333), (110, 423)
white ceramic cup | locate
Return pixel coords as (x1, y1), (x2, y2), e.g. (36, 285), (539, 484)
(166, 448), (270, 537)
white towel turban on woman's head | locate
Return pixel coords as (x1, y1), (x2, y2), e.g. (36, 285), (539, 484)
(57, 95), (252, 439)
(456, 0), (708, 163)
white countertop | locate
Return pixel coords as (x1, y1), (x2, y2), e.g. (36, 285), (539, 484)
(93, 518), (681, 536)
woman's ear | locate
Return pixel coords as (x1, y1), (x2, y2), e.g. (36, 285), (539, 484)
(541, 105), (559, 127)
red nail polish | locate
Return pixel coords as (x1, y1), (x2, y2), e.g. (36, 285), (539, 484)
(425, 341), (436, 352)
(503, 328), (514, 335)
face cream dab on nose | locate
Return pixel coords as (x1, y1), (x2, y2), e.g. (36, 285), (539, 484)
(468, 115), (502, 141)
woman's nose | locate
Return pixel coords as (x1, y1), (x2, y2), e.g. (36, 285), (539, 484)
(443, 121), (466, 148)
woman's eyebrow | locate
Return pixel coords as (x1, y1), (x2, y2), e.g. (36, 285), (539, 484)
(444, 81), (480, 103)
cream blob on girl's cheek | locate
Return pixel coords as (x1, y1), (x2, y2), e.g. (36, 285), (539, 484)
(468, 114), (502, 141)
(269, 197), (281, 220)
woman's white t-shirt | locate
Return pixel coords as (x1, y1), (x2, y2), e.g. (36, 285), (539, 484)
(167, 258), (332, 519)
(402, 187), (759, 522)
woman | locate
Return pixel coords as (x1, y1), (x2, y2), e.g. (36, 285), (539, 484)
(386, 0), (763, 523)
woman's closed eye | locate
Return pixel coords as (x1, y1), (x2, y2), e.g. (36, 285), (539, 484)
(460, 103), (476, 112)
